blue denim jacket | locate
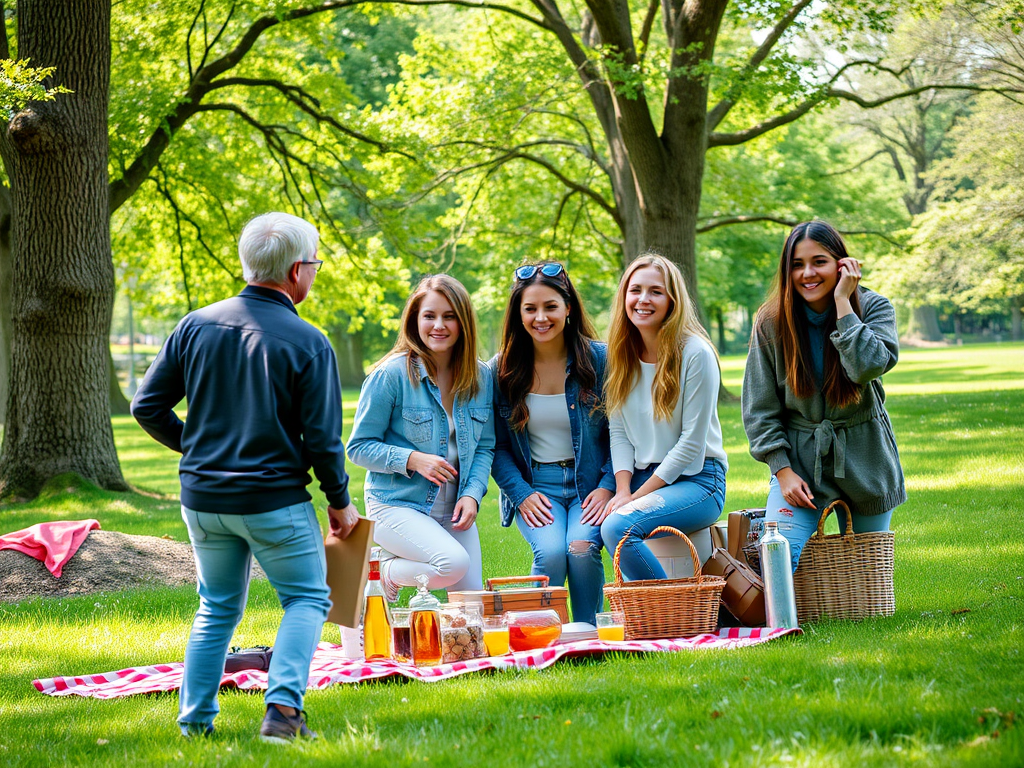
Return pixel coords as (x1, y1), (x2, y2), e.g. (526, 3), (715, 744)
(348, 353), (495, 513)
(489, 340), (616, 527)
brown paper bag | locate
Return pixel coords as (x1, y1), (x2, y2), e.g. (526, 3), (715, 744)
(324, 517), (374, 628)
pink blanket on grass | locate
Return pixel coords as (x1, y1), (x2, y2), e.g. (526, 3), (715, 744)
(33, 627), (800, 699)
(0, 519), (100, 578)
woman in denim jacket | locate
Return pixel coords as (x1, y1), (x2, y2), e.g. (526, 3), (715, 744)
(490, 263), (615, 625)
(349, 275), (495, 599)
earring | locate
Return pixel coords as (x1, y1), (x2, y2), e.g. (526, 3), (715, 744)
(566, 316), (571, 325)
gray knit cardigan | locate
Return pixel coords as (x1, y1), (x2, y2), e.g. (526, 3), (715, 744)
(741, 287), (906, 516)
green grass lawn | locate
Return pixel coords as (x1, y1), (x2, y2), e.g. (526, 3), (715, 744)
(1, 343), (1022, 766)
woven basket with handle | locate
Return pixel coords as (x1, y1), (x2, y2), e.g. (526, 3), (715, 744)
(603, 526), (725, 639)
(793, 500), (895, 622)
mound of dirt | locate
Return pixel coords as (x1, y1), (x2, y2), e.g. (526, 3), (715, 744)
(0, 530), (264, 603)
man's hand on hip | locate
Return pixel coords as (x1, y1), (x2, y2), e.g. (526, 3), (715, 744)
(328, 504), (360, 539)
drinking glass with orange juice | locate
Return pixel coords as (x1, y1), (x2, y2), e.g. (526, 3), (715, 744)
(596, 611), (625, 641)
(482, 615), (510, 656)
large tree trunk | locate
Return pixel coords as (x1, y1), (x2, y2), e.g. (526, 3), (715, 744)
(905, 304), (943, 342)
(329, 320), (366, 389)
(714, 308), (727, 354)
(0, 0), (127, 499)
(1011, 295), (1023, 342)
(0, 190), (11, 428)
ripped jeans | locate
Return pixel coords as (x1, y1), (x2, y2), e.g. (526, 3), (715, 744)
(765, 475), (893, 572)
(601, 459), (726, 581)
(515, 462), (604, 624)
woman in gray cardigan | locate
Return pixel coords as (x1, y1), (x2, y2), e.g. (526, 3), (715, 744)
(742, 221), (906, 571)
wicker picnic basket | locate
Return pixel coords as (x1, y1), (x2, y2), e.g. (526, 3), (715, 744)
(603, 526), (725, 639)
(793, 500), (895, 622)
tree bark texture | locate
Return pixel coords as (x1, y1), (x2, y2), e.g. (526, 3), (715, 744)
(538, 0), (727, 321)
(0, 188), (11, 426)
(0, 0), (127, 498)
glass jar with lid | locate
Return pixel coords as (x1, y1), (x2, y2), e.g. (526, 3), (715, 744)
(439, 602), (486, 662)
(408, 574), (442, 667)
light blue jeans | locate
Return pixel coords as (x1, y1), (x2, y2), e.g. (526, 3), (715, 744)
(601, 459), (726, 581)
(178, 502), (331, 734)
(515, 462), (604, 625)
(765, 476), (894, 572)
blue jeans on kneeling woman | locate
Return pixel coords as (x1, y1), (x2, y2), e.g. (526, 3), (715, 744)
(600, 458), (726, 581)
(515, 461), (604, 625)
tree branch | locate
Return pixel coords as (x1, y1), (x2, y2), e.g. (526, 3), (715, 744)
(110, 0), (546, 215)
(709, 78), (1024, 148)
(696, 214), (904, 247)
(706, 0), (814, 131)
(434, 137), (609, 175)
(525, 108), (608, 174)
(830, 82), (1023, 109)
(819, 148), (889, 177)
(154, 170), (194, 312)
(448, 142), (617, 220)
(207, 77), (416, 159)
(152, 168), (243, 282)
(581, 0), (661, 143)
(638, 0), (659, 65)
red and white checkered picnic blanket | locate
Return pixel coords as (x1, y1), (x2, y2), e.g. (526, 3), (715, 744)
(33, 626), (799, 699)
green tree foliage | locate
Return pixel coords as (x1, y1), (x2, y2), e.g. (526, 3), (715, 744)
(0, 58), (69, 116)
(870, 3), (1024, 338)
(107, 3), (419, 332)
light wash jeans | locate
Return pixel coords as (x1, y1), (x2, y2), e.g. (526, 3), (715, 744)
(601, 459), (726, 581)
(366, 498), (484, 592)
(765, 475), (894, 572)
(178, 502), (330, 734)
(515, 462), (604, 625)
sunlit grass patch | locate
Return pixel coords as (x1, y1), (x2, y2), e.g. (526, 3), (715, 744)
(0, 342), (1022, 766)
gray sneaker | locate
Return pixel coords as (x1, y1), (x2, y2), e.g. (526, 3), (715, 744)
(259, 706), (317, 744)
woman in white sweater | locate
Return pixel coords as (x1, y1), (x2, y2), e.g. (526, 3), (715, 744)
(595, 254), (728, 580)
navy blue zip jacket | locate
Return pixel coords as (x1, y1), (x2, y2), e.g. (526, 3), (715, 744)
(131, 285), (351, 514)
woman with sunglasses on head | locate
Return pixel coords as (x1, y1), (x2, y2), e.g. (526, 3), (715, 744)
(742, 221), (904, 572)
(593, 253), (728, 582)
(489, 262), (615, 625)
(348, 275), (495, 598)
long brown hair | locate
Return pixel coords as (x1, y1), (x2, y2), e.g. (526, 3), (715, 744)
(496, 263), (599, 431)
(606, 253), (716, 420)
(753, 221), (863, 408)
(379, 274), (481, 399)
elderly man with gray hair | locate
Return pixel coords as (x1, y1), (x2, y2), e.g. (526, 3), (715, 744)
(132, 212), (360, 743)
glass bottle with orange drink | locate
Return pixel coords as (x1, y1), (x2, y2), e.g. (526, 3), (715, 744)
(362, 548), (393, 661)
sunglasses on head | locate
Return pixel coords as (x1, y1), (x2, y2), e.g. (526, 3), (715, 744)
(514, 263), (565, 281)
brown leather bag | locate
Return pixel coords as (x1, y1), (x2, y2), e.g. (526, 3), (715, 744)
(703, 547), (766, 627)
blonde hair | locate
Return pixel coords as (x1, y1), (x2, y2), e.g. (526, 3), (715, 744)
(606, 253), (716, 420)
(379, 274), (481, 398)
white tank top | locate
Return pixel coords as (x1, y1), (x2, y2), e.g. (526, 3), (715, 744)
(525, 393), (574, 463)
